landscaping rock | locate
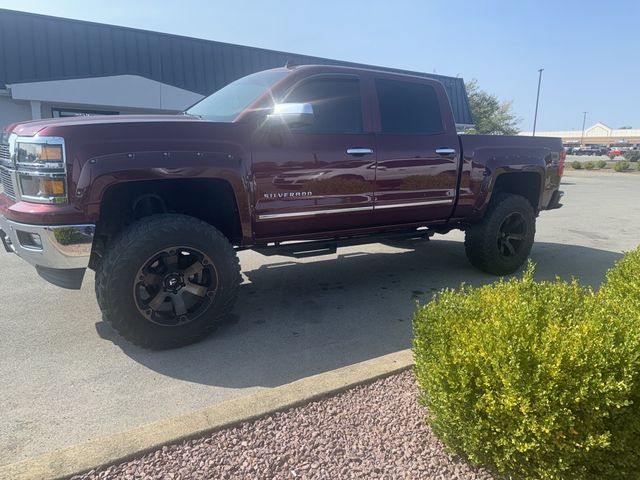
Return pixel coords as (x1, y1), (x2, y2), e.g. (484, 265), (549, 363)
(74, 371), (493, 480)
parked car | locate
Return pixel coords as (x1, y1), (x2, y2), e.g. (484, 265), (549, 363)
(572, 145), (585, 155)
(609, 146), (623, 156)
(0, 65), (565, 349)
(573, 145), (608, 156)
(596, 145), (609, 155)
(575, 145), (607, 156)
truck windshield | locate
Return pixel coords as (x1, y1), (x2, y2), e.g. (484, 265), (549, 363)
(186, 69), (288, 122)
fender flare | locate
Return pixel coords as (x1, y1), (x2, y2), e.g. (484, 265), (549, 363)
(77, 149), (253, 242)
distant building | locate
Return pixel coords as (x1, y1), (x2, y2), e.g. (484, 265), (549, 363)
(520, 123), (640, 145)
(0, 8), (473, 128)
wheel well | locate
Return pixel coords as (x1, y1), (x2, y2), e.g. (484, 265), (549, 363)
(91, 179), (242, 268)
(492, 172), (541, 210)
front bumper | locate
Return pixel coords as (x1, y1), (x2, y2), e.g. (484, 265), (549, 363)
(0, 214), (95, 289)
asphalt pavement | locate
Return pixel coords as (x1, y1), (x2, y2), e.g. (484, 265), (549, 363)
(0, 170), (638, 466)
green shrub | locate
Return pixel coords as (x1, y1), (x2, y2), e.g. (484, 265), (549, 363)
(608, 153), (617, 161)
(571, 160), (582, 169)
(596, 159), (608, 169)
(601, 246), (640, 316)
(584, 160), (595, 170)
(613, 159), (630, 172)
(413, 251), (640, 480)
(623, 151), (640, 162)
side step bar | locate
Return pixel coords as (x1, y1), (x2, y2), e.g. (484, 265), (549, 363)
(253, 229), (433, 258)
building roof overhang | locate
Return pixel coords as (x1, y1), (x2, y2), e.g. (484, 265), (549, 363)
(7, 75), (204, 111)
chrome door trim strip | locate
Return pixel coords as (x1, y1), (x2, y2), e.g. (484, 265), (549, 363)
(258, 205), (373, 220)
(257, 199), (453, 220)
(374, 199), (453, 209)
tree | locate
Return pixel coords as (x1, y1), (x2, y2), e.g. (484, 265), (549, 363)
(464, 79), (520, 135)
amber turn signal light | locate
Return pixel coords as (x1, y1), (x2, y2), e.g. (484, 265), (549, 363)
(40, 178), (66, 195)
(42, 145), (63, 161)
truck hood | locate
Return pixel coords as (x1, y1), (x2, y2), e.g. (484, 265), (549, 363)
(6, 114), (204, 137)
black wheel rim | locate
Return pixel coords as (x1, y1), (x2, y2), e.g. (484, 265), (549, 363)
(496, 212), (527, 259)
(133, 247), (218, 327)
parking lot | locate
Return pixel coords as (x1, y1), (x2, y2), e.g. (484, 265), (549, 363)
(0, 170), (638, 466)
(567, 154), (637, 163)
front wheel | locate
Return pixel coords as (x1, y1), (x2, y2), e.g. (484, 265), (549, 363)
(95, 214), (241, 349)
(464, 193), (536, 275)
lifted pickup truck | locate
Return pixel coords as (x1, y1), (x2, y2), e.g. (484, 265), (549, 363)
(0, 65), (564, 349)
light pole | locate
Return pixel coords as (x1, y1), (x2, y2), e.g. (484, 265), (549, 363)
(532, 68), (544, 136)
(580, 112), (588, 145)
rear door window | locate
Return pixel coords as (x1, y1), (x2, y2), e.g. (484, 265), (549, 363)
(375, 78), (443, 135)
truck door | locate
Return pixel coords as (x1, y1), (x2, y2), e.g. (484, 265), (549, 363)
(371, 77), (460, 224)
(251, 74), (377, 238)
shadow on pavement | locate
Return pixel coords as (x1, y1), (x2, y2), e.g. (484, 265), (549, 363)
(95, 239), (622, 389)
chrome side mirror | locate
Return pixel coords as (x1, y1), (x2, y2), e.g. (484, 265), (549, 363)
(266, 103), (314, 127)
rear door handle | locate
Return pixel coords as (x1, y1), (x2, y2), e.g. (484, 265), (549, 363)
(347, 148), (374, 156)
(435, 148), (457, 156)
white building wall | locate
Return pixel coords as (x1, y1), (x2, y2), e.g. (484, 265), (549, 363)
(520, 123), (640, 142)
(0, 95), (32, 129)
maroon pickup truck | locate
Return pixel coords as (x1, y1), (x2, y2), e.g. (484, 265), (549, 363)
(0, 65), (564, 349)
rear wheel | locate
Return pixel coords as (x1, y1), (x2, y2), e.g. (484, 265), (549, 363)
(95, 214), (241, 349)
(464, 193), (536, 275)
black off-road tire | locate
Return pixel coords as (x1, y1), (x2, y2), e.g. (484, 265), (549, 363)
(464, 193), (536, 275)
(95, 214), (241, 350)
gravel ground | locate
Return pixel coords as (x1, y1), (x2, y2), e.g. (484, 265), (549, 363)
(74, 371), (494, 480)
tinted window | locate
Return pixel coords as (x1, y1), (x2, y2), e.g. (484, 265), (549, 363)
(285, 77), (363, 134)
(375, 78), (443, 134)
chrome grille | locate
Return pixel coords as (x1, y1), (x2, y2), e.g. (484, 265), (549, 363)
(0, 167), (16, 200)
(0, 142), (9, 165)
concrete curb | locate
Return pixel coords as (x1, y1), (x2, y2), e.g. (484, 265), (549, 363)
(0, 349), (414, 480)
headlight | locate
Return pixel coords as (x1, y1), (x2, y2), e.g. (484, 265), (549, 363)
(14, 137), (68, 204)
(16, 141), (64, 170)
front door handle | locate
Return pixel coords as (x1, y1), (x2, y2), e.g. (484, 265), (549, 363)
(347, 148), (374, 156)
(435, 148), (457, 156)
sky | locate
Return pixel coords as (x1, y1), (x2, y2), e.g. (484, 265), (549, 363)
(1, 0), (639, 131)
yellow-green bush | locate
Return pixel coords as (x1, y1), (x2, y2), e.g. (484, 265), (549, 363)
(413, 249), (640, 480)
(601, 246), (640, 319)
(614, 159), (630, 172)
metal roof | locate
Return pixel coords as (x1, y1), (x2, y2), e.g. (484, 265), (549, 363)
(0, 8), (473, 125)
